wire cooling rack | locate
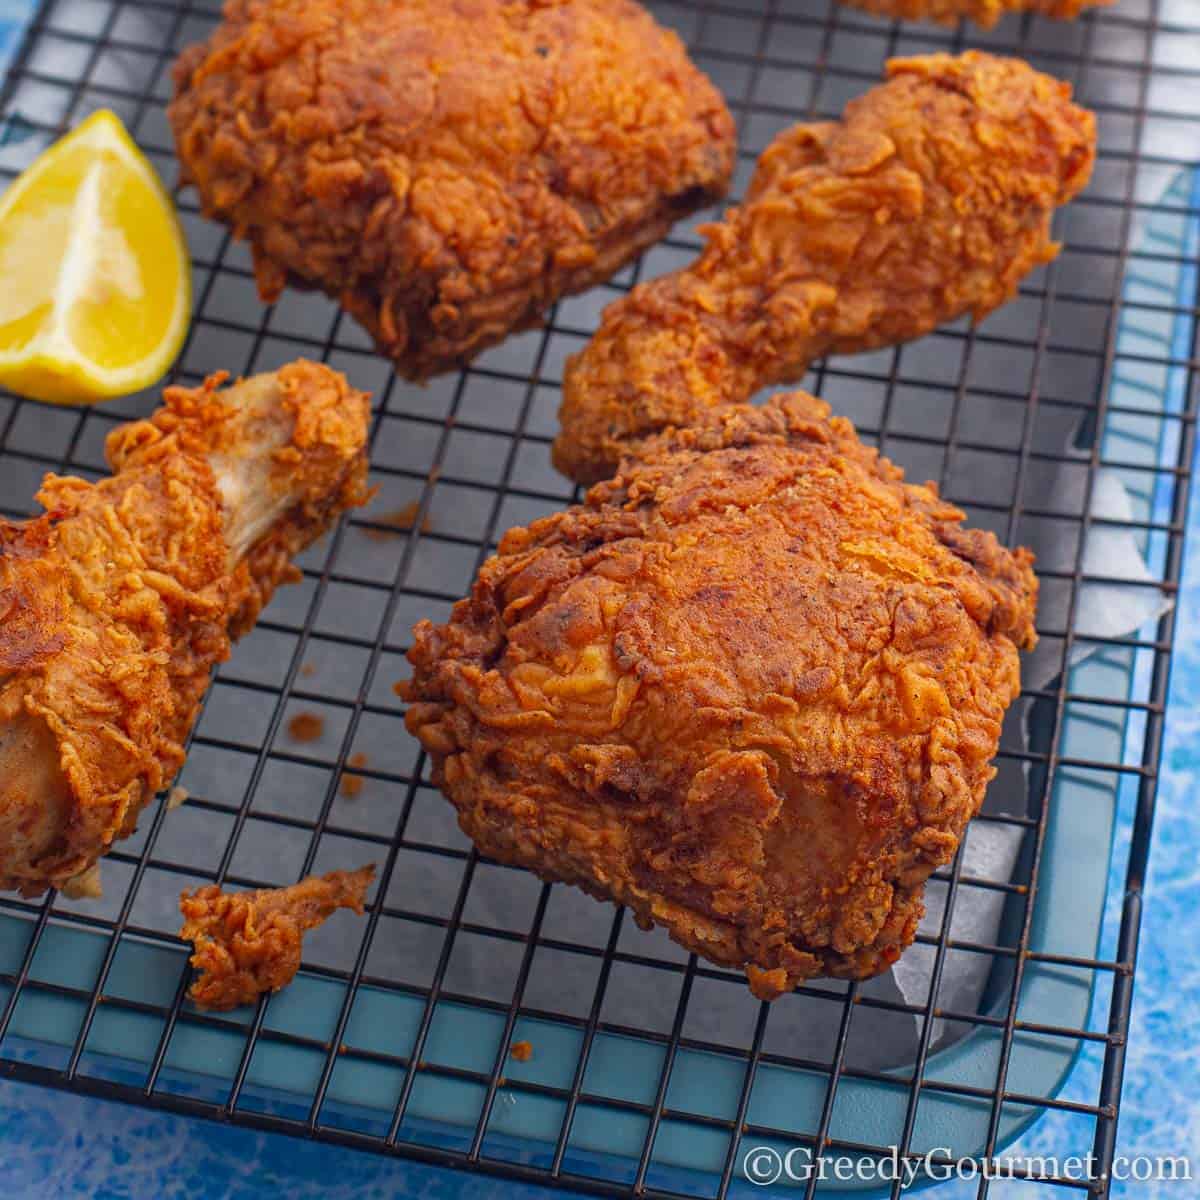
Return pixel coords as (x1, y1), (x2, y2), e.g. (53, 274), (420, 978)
(0, 0), (1198, 1196)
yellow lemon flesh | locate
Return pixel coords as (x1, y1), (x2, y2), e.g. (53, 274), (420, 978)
(0, 109), (191, 405)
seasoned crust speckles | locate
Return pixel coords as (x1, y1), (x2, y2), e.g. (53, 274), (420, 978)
(403, 392), (1037, 1000)
(169, 0), (735, 379)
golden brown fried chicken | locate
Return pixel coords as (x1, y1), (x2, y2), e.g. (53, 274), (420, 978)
(554, 51), (1096, 484)
(180, 866), (375, 1010)
(0, 362), (369, 897)
(169, 0), (735, 380)
(404, 394), (1037, 1000)
(840, 0), (1110, 25)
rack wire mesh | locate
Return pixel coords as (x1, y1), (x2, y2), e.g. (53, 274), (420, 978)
(0, 0), (1197, 1195)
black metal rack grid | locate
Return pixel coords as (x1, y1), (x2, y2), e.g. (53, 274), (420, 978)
(0, 0), (1196, 1196)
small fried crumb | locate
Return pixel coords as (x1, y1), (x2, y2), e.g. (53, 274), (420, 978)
(300, 663), (317, 678)
(340, 752), (369, 798)
(288, 711), (325, 742)
(167, 785), (189, 811)
(362, 501), (431, 540)
(62, 863), (103, 901)
(509, 1040), (533, 1063)
(179, 865), (376, 1011)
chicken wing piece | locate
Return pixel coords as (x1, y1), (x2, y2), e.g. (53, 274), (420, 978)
(404, 394), (1037, 1000)
(554, 51), (1096, 484)
(169, 0), (735, 380)
(0, 362), (369, 897)
(839, 0), (1110, 26)
(180, 866), (375, 1010)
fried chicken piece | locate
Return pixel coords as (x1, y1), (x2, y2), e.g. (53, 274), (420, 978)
(840, 0), (1110, 26)
(169, 0), (735, 380)
(0, 362), (369, 897)
(404, 394), (1037, 999)
(554, 51), (1096, 484)
(180, 866), (376, 1010)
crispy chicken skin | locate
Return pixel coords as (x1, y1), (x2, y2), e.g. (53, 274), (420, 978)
(554, 51), (1096, 484)
(0, 363), (369, 897)
(180, 866), (375, 1010)
(404, 394), (1037, 1000)
(169, 0), (735, 380)
(840, 0), (1110, 26)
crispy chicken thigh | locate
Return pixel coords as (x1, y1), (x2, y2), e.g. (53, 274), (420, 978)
(554, 51), (1096, 484)
(180, 866), (375, 1010)
(840, 0), (1110, 25)
(169, 0), (735, 379)
(0, 362), (369, 896)
(404, 395), (1037, 999)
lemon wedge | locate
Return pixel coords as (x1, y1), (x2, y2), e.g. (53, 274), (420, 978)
(0, 110), (191, 405)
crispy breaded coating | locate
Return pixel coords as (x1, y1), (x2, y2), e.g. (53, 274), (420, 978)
(404, 394), (1037, 1000)
(840, 0), (1110, 26)
(169, 0), (735, 380)
(554, 51), (1096, 484)
(181, 866), (375, 1010)
(0, 363), (369, 897)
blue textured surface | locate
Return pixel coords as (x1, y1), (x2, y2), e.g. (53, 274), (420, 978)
(0, 4), (1198, 1197)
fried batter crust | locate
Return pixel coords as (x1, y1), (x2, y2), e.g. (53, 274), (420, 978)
(180, 866), (375, 1010)
(169, 0), (735, 379)
(840, 0), (1110, 26)
(0, 363), (369, 896)
(554, 51), (1096, 484)
(405, 394), (1037, 999)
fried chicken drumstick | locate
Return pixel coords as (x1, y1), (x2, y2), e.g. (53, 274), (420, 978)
(169, 0), (735, 380)
(555, 51), (1096, 484)
(0, 362), (369, 897)
(181, 866), (375, 1010)
(404, 395), (1037, 1000)
(839, 0), (1110, 26)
